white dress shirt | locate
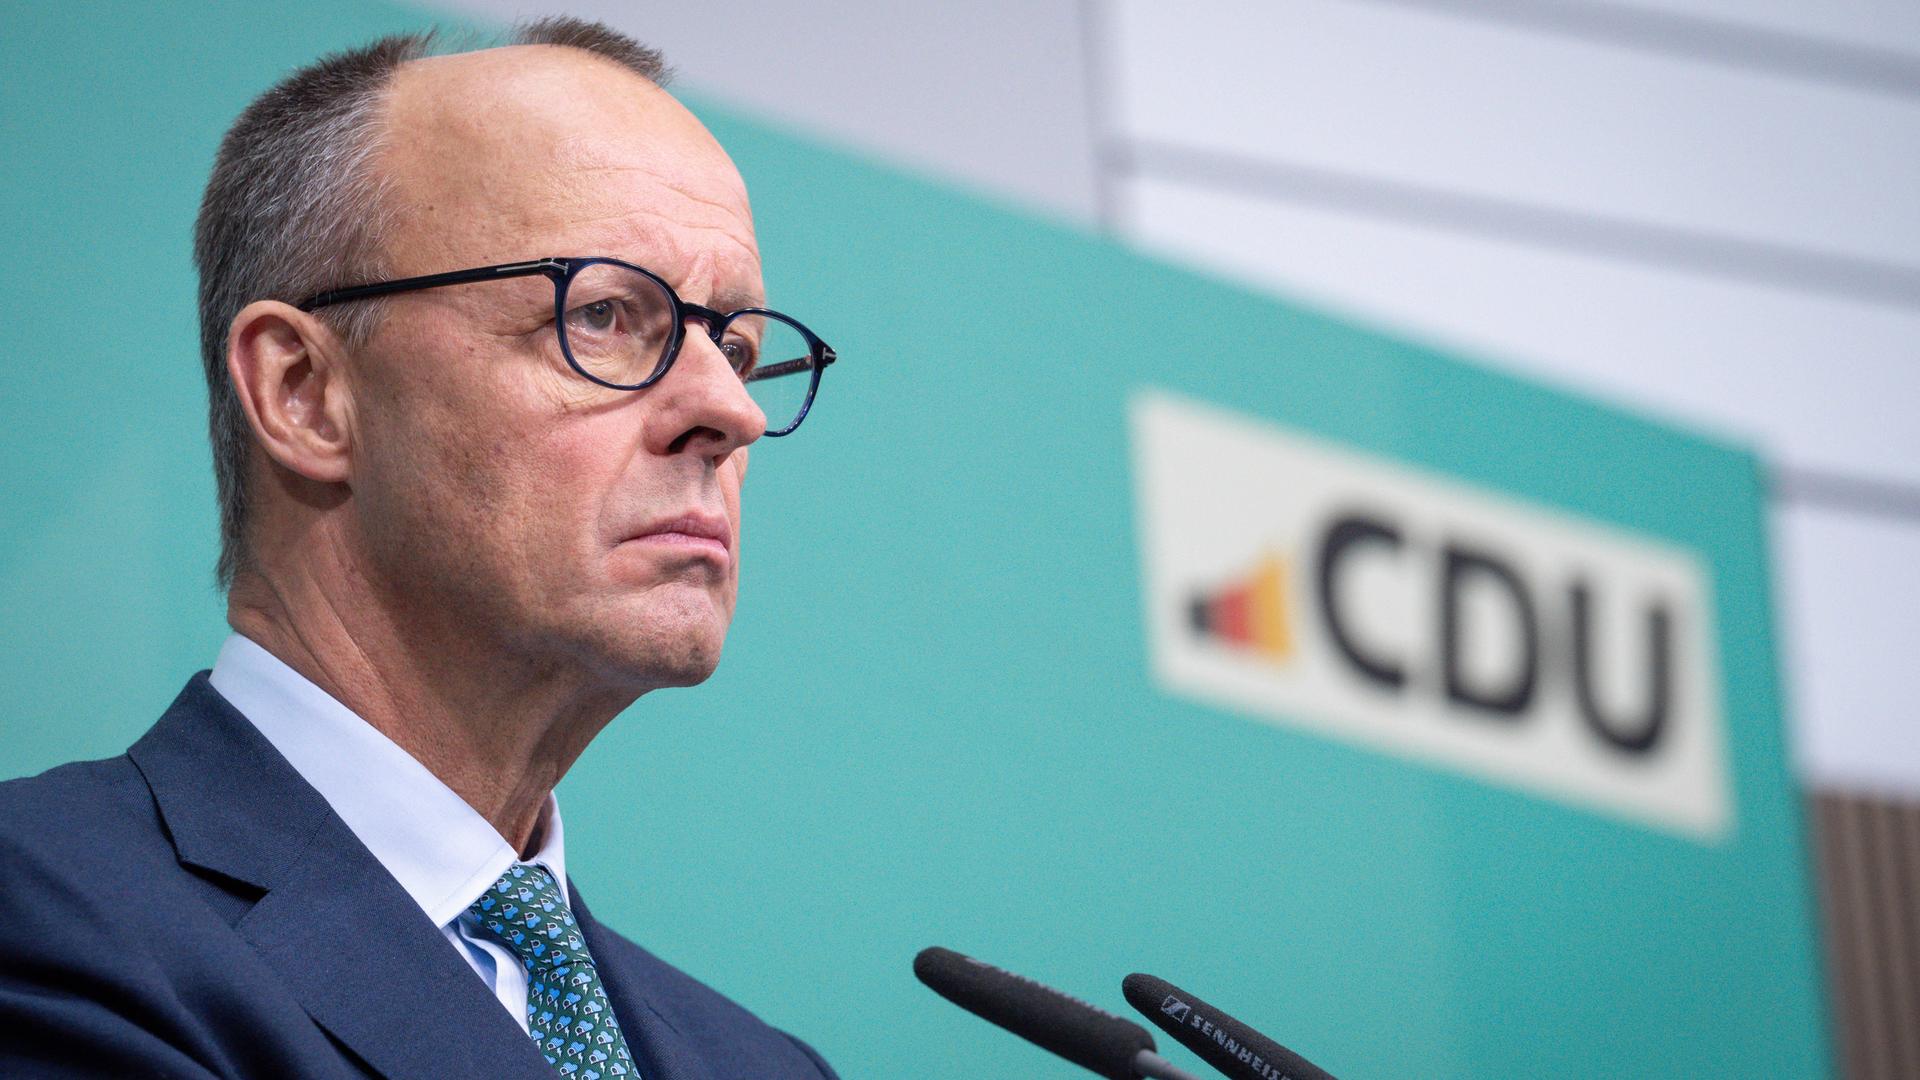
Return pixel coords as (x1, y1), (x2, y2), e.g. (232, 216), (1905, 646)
(209, 633), (566, 1033)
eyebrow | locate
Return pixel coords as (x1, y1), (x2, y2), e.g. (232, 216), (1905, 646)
(702, 284), (767, 312)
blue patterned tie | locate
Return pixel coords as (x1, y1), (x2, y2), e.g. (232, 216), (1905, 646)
(468, 864), (639, 1078)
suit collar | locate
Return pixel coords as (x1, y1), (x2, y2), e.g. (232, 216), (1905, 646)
(128, 672), (329, 891)
(129, 674), (555, 1080)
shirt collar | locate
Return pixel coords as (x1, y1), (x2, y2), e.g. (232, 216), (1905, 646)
(208, 633), (568, 928)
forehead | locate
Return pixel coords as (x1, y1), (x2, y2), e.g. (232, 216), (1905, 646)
(379, 45), (758, 292)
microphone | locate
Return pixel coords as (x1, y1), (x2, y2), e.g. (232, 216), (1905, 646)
(1121, 973), (1338, 1080)
(914, 947), (1205, 1080)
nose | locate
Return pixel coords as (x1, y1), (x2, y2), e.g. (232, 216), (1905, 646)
(645, 324), (767, 459)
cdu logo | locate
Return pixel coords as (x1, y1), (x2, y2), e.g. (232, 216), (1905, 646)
(1133, 390), (1731, 840)
(1160, 995), (1193, 1023)
(1188, 554), (1293, 664)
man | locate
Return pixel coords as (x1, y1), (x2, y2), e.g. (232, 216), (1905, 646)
(0, 18), (837, 1080)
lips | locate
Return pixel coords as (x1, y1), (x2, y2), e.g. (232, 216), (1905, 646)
(622, 512), (733, 561)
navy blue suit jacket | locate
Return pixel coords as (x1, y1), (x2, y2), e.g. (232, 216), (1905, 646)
(0, 675), (837, 1080)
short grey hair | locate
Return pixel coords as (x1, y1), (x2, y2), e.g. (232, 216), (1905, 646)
(192, 18), (669, 588)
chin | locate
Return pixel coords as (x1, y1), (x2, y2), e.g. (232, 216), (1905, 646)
(645, 651), (724, 690)
(636, 638), (727, 691)
(578, 590), (733, 690)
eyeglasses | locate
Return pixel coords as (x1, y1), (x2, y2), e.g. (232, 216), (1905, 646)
(298, 257), (835, 436)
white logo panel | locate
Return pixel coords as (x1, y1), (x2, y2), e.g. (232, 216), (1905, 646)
(1132, 390), (1731, 840)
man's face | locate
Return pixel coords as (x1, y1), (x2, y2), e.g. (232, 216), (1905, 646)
(342, 47), (767, 692)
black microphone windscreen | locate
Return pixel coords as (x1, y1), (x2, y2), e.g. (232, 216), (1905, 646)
(914, 947), (1157, 1080)
(1122, 973), (1337, 1080)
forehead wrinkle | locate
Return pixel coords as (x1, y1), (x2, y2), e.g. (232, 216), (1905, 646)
(552, 130), (746, 213)
(542, 161), (756, 256)
(554, 173), (756, 248)
(562, 216), (761, 274)
(552, 193), (760, 269)
(566, 164), (747, 222)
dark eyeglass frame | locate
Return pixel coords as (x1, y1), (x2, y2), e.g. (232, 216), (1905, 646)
(297, 256), (835, 436)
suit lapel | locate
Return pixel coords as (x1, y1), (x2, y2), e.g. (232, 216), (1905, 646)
(130, 675), (555, 1080)
(569, 884), (713, 1080)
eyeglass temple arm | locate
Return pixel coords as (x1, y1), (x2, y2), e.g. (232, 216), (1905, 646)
(744, 347), (835, 384)
(299, 259), (568, 312)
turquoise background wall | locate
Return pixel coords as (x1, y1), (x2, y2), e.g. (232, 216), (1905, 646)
(1, 4), (1828, 1077)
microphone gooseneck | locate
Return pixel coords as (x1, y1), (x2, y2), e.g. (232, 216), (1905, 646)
(1121, 973), (1338, 1080)
(914, 947), (1200, 1079)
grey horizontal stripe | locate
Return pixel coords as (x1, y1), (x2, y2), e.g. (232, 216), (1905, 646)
(1114, 138), (1920, 312)
(1775, 468), (1920, 524)
(1363, 0), (1920, 101)
(1078, 0), (1122, 230)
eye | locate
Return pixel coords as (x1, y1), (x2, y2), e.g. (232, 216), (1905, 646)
(719, 333), (759, 378)
(568, 298), (621, 335)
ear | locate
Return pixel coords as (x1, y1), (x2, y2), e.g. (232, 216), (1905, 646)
(226, 301), (355, 485)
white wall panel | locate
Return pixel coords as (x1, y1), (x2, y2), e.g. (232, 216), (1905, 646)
(1119, 175), (1920, 488)
(1775, 503), (1920, 797)
(1110, 0), (1920, 273)
(437, 0), (1103, 222)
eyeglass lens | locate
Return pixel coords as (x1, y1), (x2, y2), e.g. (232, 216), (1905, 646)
(560, 262), (818, 435)
(733, 313), (818, 436)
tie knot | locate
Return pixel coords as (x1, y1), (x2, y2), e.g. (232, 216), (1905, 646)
(467, 863), (586, 972)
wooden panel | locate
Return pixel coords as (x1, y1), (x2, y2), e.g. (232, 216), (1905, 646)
(1813, 790), (1920, 1079)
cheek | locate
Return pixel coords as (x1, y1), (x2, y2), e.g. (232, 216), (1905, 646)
(433, 357), (619, 538)
(361, 408), (527, 572)
(461, 416), (624, 572)
(528, 430), (624, 544)
(357, 381), (568, 565)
